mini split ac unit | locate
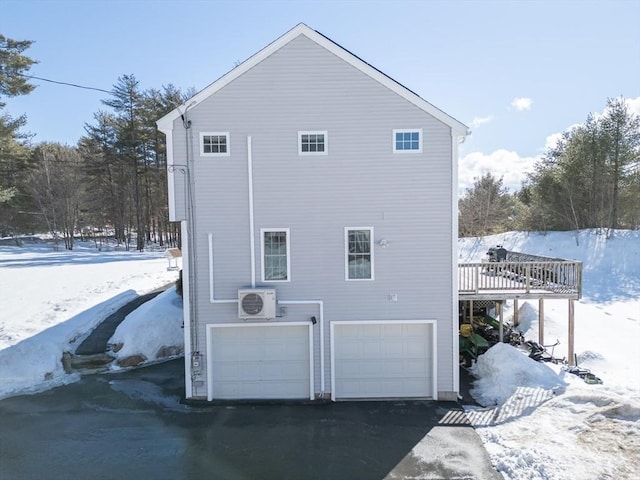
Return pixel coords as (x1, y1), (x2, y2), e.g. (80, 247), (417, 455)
(238, 289), (276, 319)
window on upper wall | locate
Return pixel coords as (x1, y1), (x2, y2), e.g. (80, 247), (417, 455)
(261, 229), (290, 282)
(299, 131), (327, 155)
(200, 132), (230, 156)
(345, 227), (374, 281)
(393, 129), (422, 153)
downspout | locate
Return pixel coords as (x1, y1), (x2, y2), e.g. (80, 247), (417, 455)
(247, 136), (256, 288)
(181, 103), (201, 397)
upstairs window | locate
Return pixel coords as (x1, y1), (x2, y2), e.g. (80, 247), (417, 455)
(345, 227), (374, 281)
(200, 132), (230, 156)
(261, 229), (290, 282)
(393, 129), (422, 153)
(299, 131), (327, 155)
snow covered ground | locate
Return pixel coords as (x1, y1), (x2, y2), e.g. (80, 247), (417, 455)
(0, 230), (638, 479)
(0, 240), (180, 397)
(460, 230), (639, 480)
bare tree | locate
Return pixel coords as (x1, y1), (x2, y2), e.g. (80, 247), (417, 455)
(26, 143), (85, 249)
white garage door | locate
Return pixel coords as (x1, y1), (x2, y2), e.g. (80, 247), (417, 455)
(332, 321), (433, 399)
(207, 323), (312, 400)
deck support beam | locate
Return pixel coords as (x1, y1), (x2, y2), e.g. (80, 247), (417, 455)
(513, 299), (519, 327)
(498, 301), (504, 342)
(568, 299), (575, 365)
(538, 298), (545, 345)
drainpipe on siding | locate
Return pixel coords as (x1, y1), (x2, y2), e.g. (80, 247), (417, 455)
(181, 103), (200, 397)
(247, 136), (256, 288)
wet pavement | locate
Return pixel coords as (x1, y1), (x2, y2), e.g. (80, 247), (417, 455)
(0, 360), (500, 480)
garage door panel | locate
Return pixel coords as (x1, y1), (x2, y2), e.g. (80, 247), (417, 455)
(333, 322), (433, 399)
(209, 324), (311, 400)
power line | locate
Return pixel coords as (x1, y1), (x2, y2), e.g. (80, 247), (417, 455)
(18, 73), (112, 94)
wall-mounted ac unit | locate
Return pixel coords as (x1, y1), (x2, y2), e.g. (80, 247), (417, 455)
(238, 289), (276, 319)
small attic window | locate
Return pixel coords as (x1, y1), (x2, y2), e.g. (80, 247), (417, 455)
(299, 131), (327, 155)
(393, 129), (422, 153)
(200, 132), (230, 156)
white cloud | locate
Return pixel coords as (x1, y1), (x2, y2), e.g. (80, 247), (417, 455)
(624, 96), (640, 115)
(543, 123), (582, 151)
(469, 115), (494, 129)
(510, 97), (532, 111)
(459, 149), (539, 195)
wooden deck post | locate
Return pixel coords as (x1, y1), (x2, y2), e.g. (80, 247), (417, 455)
(538, 298), (545, 345)
(498, 301), (504, 342)
(513, 299), (519, 327)
(568, 299), (575, 365)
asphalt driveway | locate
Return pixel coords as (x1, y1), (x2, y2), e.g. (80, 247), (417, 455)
(0, 359), (500, 480)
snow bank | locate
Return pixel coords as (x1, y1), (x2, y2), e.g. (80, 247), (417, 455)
(470, 343), (566, 407)
(109, 287), (184, 366)
(0, 291), (137, 400)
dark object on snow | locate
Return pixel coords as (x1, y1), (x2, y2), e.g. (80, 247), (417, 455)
(565, 354), (603, 384)
(176, 270), (183, 297)
(486, 245), (508, 263)
(526, 339), (564, 363)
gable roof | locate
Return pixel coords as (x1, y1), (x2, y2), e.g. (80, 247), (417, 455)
(157, 23), (470, 136)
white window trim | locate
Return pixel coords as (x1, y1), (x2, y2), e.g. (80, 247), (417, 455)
(261, 228), (291, 283)
(392, 128), (423, 153)
(200, 132), (230, 157)
(298, 130), (328, 156)
(344, 227), (374, 281)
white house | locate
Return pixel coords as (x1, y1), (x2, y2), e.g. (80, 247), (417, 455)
(157, 23), (469, 402)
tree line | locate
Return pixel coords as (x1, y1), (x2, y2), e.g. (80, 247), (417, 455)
(0, 35), (193, 250)
(459, 97), (639, 238)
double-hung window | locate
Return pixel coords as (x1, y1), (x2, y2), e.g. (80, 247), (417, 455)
(200, 132), (230, 156)
(299, 131), (327, 155)
(393, 129), (422, 153)
(345, 227), (374, 280)
(261, 229), (290, 282)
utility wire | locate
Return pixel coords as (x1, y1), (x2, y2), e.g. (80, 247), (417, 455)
(18, 73), (112, 94)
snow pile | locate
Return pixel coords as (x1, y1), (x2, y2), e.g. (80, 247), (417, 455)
(0, 291), (137, 399)
(0, 240), (179, 399)
(470, 343), (566, 407)
(109, 287), (184, 365)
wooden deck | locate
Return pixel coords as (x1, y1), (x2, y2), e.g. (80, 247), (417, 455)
(458, 260), (582, 300)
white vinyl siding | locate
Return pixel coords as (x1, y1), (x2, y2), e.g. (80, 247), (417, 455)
(345, 227), (374, 281)
(261, 228), (290, 282)
(174, 34), (456, 400)
(200, 132), (230, 156)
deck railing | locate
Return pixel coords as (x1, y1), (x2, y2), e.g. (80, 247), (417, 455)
(458, 261), (582, 297)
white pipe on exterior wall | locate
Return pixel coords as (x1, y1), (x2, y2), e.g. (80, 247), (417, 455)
(278, 300), (325, 395)
(247, 136), (256, 288)
(207, 135), (328, 399)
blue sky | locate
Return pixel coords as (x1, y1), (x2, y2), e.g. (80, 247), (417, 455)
(2, 0), (639, 192)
